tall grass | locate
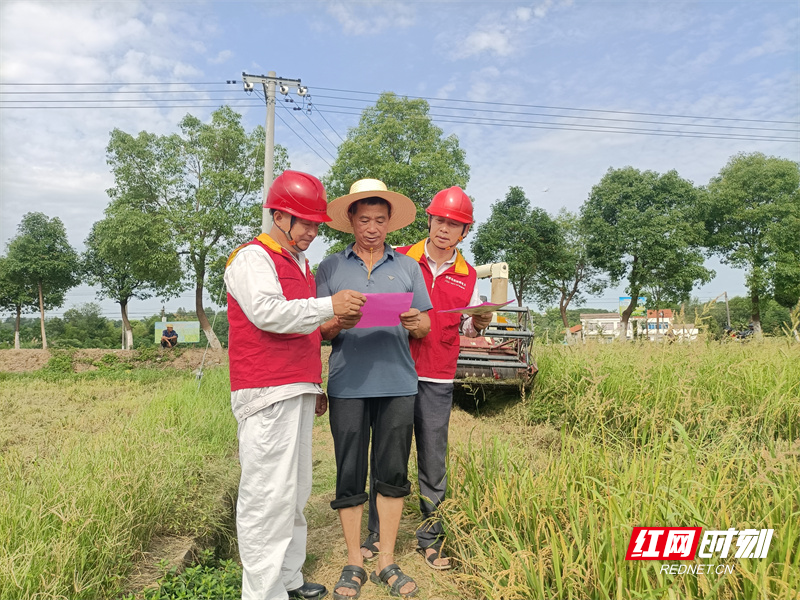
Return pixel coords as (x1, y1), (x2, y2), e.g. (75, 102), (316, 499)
(0, 368), (239, 600)
(441, 341), (800, 599)
(528, 341), (800, 444)
(442, 431), (799, 599)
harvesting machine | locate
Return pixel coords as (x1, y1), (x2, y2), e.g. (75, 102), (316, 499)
(454, 262), (537, 396)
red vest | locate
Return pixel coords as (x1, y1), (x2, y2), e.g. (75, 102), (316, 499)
(397, 239), (477, 380)
(226, 234), (322, 391)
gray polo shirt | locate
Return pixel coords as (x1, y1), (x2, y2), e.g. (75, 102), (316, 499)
(316, 243), (433, 399)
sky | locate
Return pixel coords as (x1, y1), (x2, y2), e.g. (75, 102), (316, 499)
(1, 0), (798, 321)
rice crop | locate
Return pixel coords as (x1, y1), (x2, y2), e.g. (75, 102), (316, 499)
(0, 368), (239, 600)
(441, 340), (800, 599)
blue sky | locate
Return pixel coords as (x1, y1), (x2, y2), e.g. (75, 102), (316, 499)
(1, 0), (798, 320)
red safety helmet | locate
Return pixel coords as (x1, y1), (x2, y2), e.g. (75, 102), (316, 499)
(426, 186), (474, 224)
(264, 170), (332, 223)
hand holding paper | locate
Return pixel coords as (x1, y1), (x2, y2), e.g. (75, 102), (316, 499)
(438, 300), (514, 316)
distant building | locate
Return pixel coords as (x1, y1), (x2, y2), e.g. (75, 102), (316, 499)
(567, 323), (582, 344)
(579, 309), (696, 342)
(579, 313), (630, 342)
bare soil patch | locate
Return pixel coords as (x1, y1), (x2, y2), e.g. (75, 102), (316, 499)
(0, 348), (228, 373)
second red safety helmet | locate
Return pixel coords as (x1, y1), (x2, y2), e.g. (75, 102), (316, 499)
(264, 170), (332, 223)
(426, 186), (474, 224)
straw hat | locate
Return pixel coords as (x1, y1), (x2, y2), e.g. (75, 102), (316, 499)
(326, 179), (417, 233)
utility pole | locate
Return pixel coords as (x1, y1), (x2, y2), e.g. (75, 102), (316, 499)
(241, 72), (307, 233)
(711, 292), (731, 328)
(724, 292), (731, 329)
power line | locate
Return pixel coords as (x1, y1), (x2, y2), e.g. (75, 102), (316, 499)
(275, 110), (332, 167)
(3, 80), (797, 143)
(3, 100), (792, 142)
(252, 85), (334, 165)
(0, 89), (236, 94)
(313, 86), (800, 126)
(303, 109), (341, 154)
(4, 80), (796, 126)
(250, 87), (332, 167)
(314, 105), (347, 143)
(308, 105), (799, 143)
(7, 92), (794, 135)
(277, 102), (337, 161)
(310, 93), (797, 134)
(4, 79), (796, 126)
(0, 81), (228, 86)
(4, 89), (796, 133)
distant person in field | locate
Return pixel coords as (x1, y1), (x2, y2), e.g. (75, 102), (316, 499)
(224, 170), (365, 600)
(362, 187), (492, 571)
(160, 324), (178, 348)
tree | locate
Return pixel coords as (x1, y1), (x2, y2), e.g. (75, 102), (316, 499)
(0, 256), (37, 349)
(4, 213), (79, 349)
(322, 92), (469, 250)
(527, 210), (606, 335)
(471, 187), (562, 306)
(105, 106), (287, 349)
(581, 168), (712, 340)
(83, 207), (183, 349)
(702, 152), (800, 334)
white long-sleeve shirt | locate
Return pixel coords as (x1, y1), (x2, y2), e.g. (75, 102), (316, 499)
(224, 244), (334, 423)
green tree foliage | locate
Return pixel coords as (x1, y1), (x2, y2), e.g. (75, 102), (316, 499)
(702, 152), (800, 333)
(528, 210), (606, 333)
(322, 92), (469, 251)
(581, 168), (712, 339)
(0, 255), (38, 349)
(51, 303), (121, 348)
(683, 295), (792, 338)
(83, 207), (183, 349)
(105, 106), (287, 349)
(471, 186), (562, 306)
(3, 213), (79, 349)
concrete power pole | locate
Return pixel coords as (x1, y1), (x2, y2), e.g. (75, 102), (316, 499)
(241, 72), (307, 233)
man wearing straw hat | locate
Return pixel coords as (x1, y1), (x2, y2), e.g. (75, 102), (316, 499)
(224, 170), (366, 600)
(362, 186), (492, 571)
(316, 179), (432, 599)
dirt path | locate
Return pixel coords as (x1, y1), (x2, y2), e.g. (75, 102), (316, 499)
(303, 394), (551, 600)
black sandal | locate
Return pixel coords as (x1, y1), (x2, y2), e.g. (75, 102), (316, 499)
(333, 565), (367, 600)
(370, 563), (419, 598)
(360, 531), (380, 561)
(416, 545), (452, 571)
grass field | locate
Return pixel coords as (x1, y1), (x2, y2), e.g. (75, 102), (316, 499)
(0, 366), (240, 600)
(1, 340), (798, 599)
(441, 340), (800, 599)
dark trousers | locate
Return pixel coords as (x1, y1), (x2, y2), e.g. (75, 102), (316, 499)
(368, 381), (454, 548)
(328, 395), (415, 510)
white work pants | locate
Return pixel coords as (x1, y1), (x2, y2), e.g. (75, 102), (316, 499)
(236, 393), (315, 600)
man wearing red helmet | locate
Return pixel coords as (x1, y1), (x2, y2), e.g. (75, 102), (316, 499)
(361, 186), (492, 571)
(224, 170), (366, 600)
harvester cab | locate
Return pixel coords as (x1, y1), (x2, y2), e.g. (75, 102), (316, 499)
(455, 262), (538, 396)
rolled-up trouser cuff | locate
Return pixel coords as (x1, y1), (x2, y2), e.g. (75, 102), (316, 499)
(374, 479), (411, 498)
(330, 492), (369, 510)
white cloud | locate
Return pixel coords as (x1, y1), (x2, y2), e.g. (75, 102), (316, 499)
(0, 1), (219, 250)
(732, 19), (799, 63)
(325, 1), (415, 35)
(516, 7), (532, 22)
(209, 49), (233, 65)
(459, 28), (515, 58)
(533, 0), (553, 19)
(445, 0), (571, 60)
